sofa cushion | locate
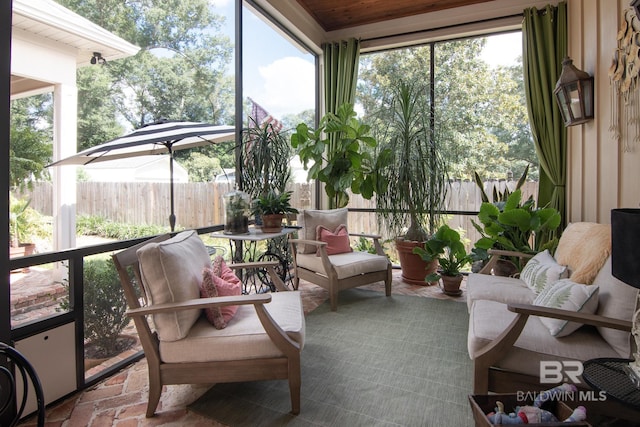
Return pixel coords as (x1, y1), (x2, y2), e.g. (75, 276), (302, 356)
(137, 230), (211, 342)
(296, 251), (389, 279)
(520, 250), (568, 294)
(594, 256), (638, 357)
(555, 222), (611, 284)
(159, 291), (306, 363)
(316, 224), (352, 256)
(468, 300), (620, 377)
(298, 208), (348, 254)
(466, 273), (535, 311)
(533, 279), (599, 337)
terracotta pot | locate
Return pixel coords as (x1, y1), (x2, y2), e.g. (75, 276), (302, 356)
(395, 239), (438, 285)
(261, 214), (284, 233)
(439, 274), (463, 296)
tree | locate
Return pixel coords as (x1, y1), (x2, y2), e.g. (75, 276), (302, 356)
(57, 0), (234, 141)
(9, 95), (53, 189)
(357, 36), (537, 181)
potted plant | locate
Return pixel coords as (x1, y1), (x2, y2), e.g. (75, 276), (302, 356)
(242, 117), (293, 226)
(291, 102), (388, 208)
(471, 189), (561, 275)
(9, 193), (47, 258)
(413, 225), (472, 295)
(223, 189), (251, 234)
(374, 81), (449, 285)
(251, 189), (299, 232)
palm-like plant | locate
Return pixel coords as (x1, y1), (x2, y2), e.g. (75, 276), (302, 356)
(375, 81), (449, 242)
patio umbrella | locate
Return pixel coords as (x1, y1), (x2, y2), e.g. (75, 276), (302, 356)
(48, 120), (235, 231)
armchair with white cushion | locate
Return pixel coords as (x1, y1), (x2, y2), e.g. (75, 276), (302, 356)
(112, 230), (305, 417)
(289, 208), (392, 311)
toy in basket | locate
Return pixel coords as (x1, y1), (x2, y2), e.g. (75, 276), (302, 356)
(487, 384), (587, 424)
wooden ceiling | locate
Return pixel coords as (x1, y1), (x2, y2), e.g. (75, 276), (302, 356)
(296, 0), (497, 32)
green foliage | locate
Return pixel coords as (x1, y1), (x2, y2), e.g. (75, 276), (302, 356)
(9, 95), (53, 189)
(471, 189), (561, 264)
(291, 103), (387, 208)
(242, 119), (292, 199)
(60, 258), (129, 356)
(473, 164), (529, 206)
(374, 81), (449, 242)
(251, 190), (298, 216)
(357, 37), (537, 181)
(413, 225), (473, 281)
(76, 215), (168, 239)
(9, 193), (50, 246)
(58, 0), (234, 144)
(179, 152), (222, 182)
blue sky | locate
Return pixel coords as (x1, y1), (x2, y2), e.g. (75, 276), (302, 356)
(210, 1), (521, 119)
(211, 0), (315, 118)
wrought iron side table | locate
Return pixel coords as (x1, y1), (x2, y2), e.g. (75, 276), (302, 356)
(210, 226), (298, 294)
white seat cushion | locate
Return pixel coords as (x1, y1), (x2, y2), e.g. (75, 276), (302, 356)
(468, 300), (619, 377)
(137, 230), (211, 342)
(159, 291), (305, 363)
(295, 251), (389, 279)
(466, 273), (535, 311)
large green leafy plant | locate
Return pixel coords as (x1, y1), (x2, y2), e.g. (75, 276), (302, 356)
(291, 103), (387, 208)
(472, 189), (561, 265)
(413, 225), (473, 282)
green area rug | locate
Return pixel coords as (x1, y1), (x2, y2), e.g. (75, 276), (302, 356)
(188, 288), (474, 426)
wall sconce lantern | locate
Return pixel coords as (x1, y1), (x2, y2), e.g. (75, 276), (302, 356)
(554, 57), (594, 126)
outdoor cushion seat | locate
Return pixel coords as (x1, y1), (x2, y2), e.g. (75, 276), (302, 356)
(294, 251), (390, 280)
(466, 222), (637, 396)
(160, 291), (305, 363)
(289, 208), (392, 311)
(468, 299), (620, 378)
(112, 230), (305, 417)
(465, 273), (534, 311)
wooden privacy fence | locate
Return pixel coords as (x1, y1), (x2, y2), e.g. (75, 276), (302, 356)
(23, 180), (537, 243)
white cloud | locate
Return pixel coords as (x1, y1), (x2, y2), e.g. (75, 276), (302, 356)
(251, 57), (315, 118)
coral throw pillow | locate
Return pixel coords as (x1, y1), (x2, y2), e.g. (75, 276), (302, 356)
(316, 224), (352, 256)
(200, 256), (242, 329)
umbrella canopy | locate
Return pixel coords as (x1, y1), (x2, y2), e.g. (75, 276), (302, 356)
(48, 120), (236, 231)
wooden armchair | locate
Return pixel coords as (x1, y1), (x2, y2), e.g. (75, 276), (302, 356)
(289, 208), (392, 311)
(112, 230), (305, 417)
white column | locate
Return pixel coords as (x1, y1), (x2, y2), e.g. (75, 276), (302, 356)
(52, 83), (77, 250)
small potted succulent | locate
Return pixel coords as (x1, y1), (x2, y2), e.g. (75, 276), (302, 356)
(251, 190), (298, 233)
(413, 225), (472, 296)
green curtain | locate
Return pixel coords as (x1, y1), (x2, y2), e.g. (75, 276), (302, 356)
(322, 38), (361, 208)
(322, 38), (360, 115)
(522, 2), (567, 235)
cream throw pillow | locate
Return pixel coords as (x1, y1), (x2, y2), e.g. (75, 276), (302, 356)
(520, 249), (568, 294)
(137, 230), (212, 342)
(533, 278), (599, 337)
(554, 222), (611, 284)
(297, 208), (349, 254)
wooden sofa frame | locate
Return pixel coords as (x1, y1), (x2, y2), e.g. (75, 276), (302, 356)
(112, 234), (302, 417)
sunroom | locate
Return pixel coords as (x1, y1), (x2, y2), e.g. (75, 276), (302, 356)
(2, 0), (639, 425)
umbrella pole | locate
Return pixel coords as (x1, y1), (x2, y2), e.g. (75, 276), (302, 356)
(169, 147), (176, 232)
